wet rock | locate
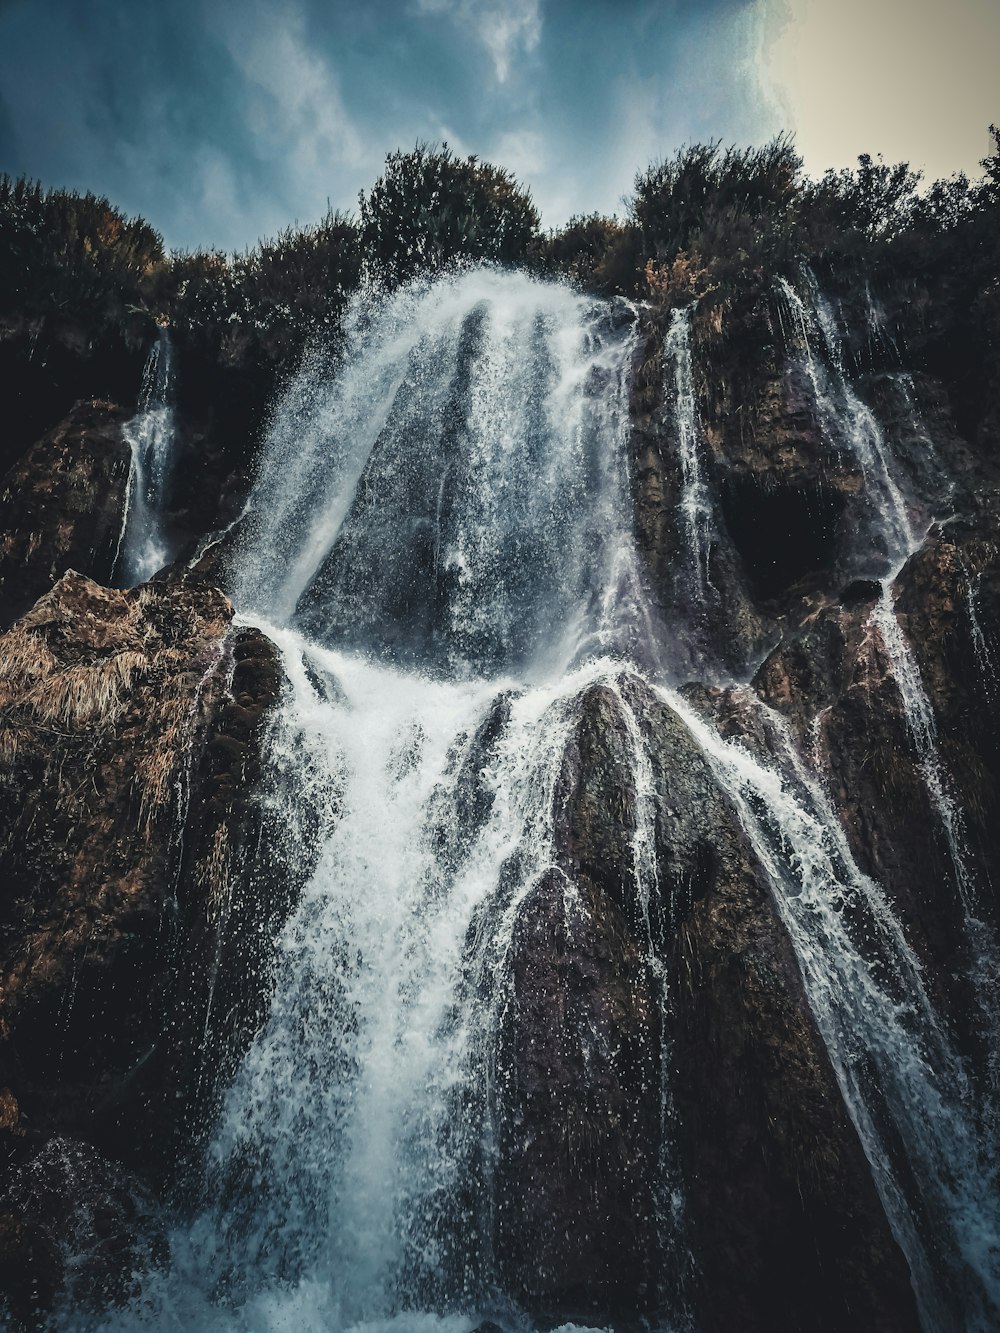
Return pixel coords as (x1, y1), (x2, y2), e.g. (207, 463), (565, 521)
(0, 571), (287, 1310)
(495, 676), (917, 1330)
(752, 514), (1000, 1063)
(627, 315), (770, 677)
(0, 1137), (164, 1325)
(163, 623), (299, 1161)
(0, 572), (232, 1142)
(496, 866), (662, 1320)
(0, 401), (131, 627)
(894, 516), (1000, 910)
(629, 678), (918, 1333)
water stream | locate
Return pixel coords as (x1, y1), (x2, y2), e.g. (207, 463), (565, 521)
(117, 328), (178, 587)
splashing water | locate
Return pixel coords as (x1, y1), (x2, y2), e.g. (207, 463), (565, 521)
(233, 270), (651, 679)
(117, 329), (179, 586)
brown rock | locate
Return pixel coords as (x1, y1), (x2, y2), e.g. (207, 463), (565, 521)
(0, 400), (131, 628)
(493, 676), (917, 1330)
(0, 570), (288, 1312)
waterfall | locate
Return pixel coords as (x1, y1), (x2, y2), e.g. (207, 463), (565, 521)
(781, 268), (1000, 1242)
(81, 269), (1000, 1333)
(657, 685), (1000, 1331)
(232, 270), (652, 678)
(662, 306), (714, 599)
(117, 328), (178, 586)
(869, 587), (977, 911)
(87, 271), (692, 1332)
(775, 272), (917, 567)
(964, 565), (998, 696)
(777, 270), (978, 896)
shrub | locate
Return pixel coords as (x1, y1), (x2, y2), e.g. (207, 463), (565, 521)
(536, 214), (644, 296)
(359, 142), (540, 288)
(0, 174), (164, 320)
(631, 137), (802, 264)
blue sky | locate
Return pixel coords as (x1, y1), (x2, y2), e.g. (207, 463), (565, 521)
(0, 0), (996, 253)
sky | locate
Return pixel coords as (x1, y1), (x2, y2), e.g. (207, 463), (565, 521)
(0, 0), (996, 253)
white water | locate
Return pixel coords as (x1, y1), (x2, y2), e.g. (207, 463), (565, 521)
(658, 685), (1000, 1331)
(117, 329), (178, 586)
(233, 270), (651, 679)
(870, 584), (977, 911)
(775, 272), (917, 566)
(961, 559), (999, 698)
(661, 306), (714, 599)
(780, 272), (1000, 1302)
(76, 269), (1000, 1332)
(84, 271), (689, 1332)
(777, 270), (981, 905)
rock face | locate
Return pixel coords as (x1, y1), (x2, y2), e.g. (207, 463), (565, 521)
(0, 401), (131, 628)
(494, 678), (919, 1331)
(0, 572), (285, 1320)
(0, 314), (148, 481)
(753, 507), (1000, 1073)
(0, 254), (998, 1333)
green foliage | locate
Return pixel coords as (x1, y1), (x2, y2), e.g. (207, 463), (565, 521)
(536, 214), (644, 295)
(359, 142), (540, 288)
(631, 137), (802, 263)
(0, 173), (361, 376)
(3, 125), (999, 407)
(153, 211), (362, 368)
(798, 154), (922, 252)
(0, 174), (164, 319)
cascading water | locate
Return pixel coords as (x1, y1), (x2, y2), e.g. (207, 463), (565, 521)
(116, 328), (178, 587)
(775, 271), (917, 566)
(780, 267), (1000, 1217)
(964, 564), (998, 696)
(661, 306), (714, 599)
(657, 684), (1000, 1332)
(81, 267), (1000, 1333)
(86, 270), (691, 1332)
(232, 271), (652, 678)
(776, 269), (978, 900)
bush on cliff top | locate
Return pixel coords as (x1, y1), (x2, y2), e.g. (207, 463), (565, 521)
(359, 142), (540, 289)
(0, 174), (164, 322)
(148, 211), (362, 370)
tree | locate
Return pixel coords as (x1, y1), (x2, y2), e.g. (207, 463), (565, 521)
(630, 137), (802, 262)
(358, 143), (540, 288)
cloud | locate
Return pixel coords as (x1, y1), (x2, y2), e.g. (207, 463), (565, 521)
(0, 0), (822, 249)
(216, 1), (367, 175)
(415, 0), (542, 83)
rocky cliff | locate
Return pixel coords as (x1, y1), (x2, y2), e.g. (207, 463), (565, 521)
(0, 236), (998, 1333)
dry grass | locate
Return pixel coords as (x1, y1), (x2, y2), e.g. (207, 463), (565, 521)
(16, 650), (149, 729)
(0, 626), (57, 705)
(0, 578), (232, 851)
